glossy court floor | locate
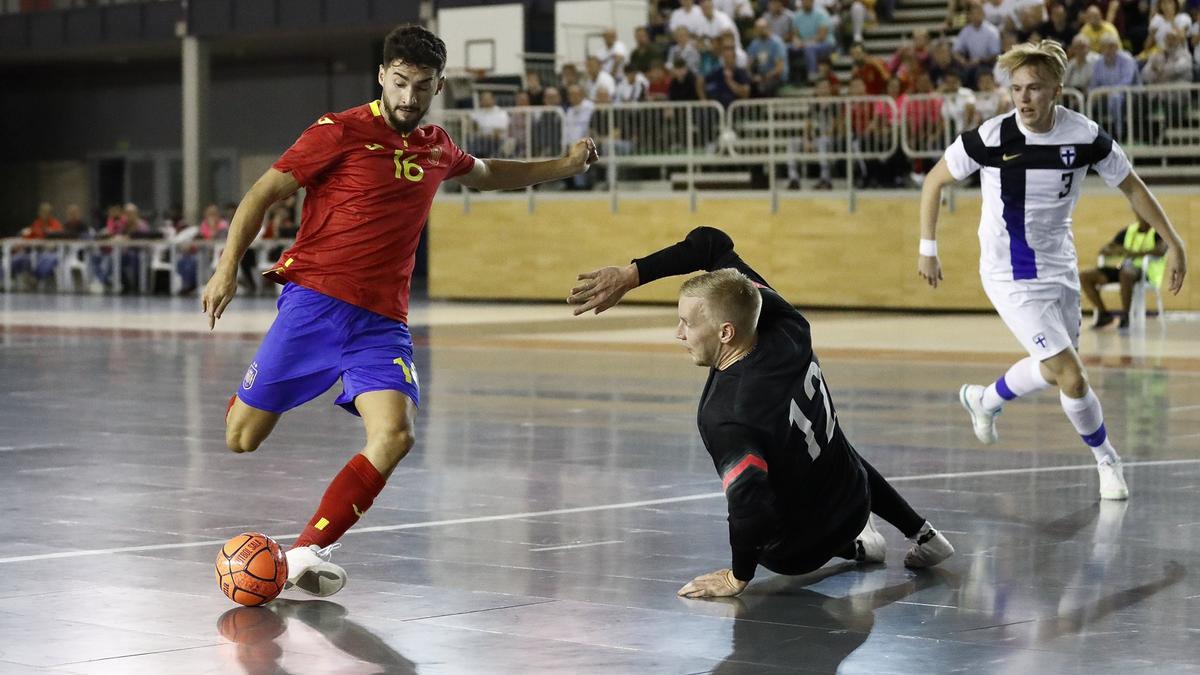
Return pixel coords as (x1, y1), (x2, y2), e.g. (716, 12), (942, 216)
(1, 292), (1198, 674)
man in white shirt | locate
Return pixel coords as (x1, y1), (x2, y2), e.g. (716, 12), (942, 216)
(669, 0), (706, 38)
(563, 85), (596, 189)
(953, 1), (1002, 86)
(585, 55), (617, 100)
(917, 41), (1188, 502)
(939, 70), (977, 132)
(695, 0), (739, 50)
(469, 91), (510, 157)
(598, 28), (630, 77)
(614, 68), (650, 102)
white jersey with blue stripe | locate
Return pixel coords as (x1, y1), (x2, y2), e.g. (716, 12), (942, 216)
(942, 106), (1132, 282)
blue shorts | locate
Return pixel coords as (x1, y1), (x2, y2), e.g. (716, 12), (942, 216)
(236, 283), (420, 416)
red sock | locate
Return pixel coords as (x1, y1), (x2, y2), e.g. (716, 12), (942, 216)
(292, 454), (386, 550)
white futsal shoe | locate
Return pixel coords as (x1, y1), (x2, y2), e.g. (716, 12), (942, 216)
(904, 523), (955, 569)
(854, 515), (887, 564)
(959, 384), (1000, 445)
(1097, 460), (1130, 501)
(284, 543), (347, 597)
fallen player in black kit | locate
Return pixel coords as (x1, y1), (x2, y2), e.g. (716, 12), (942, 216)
(568, 227), (955, 597)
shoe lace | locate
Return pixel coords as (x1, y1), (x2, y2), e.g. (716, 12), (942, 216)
(313, 542), (342, 560)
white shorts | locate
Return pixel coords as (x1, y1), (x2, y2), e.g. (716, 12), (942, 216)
(982, 273), (1081, 359)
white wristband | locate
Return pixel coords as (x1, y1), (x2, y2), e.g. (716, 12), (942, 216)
(919, 239), (938, 257)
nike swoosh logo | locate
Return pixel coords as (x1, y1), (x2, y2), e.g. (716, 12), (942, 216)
(1002, 153), (1021, 161)
(352, 504), (364, 518)
(364, 143), (384, 150)
(317, 116), (335, 125)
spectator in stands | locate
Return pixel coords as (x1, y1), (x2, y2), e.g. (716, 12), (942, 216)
(60, 204), (89, 239)
(718, 31), (751, 70)
(850, 41), (890, 93)
(1145, 0), (1192, 56)
(696, 0), (739, 52)
(953, 1), (1003, 87)
(703, 43), (753, 106)
(748, 17), (789, 96)
(1065, 32), (1101, 90)
(668, 27), (704, 76)
(1078, 6), (1121, 51)
(118, 202), (151, 294)
(615, 67), (651, 102)
(938, 70), (977, 133)
(982, 0), (1016, 30)
(10, 202), (61, 289)
(903, 72), (944, 180)
(532, 87), (565, 157)
(524, 70), (547, 105)
(470, 91), (510, 158)
(889, 29), (933, 80)
(1040, 3), (1077, 46)
(816, 55), (844, 92)
(630, 26), (667, 74)
(715, 0), (756, 21)
(791, 0), (839, 83)
(1079, 215), (1167, 329)
(87, 203), (124, 291)
(585, 55), (618, 100)
(505, 91), (533, 158)
(560, 63), (582, 98)
(1112, 0), (1151, 61)
(786, 78), (839, 189)
(765, 0), (796, 42)
(870, 77), (914, 186)
(563, 85), (596, 189)
(1142, 28), (1194, 81)
(647, 60), (673, 100)
(23, 202), (62, 239)
(927, 38), (962, 85)
(1014, 4), (1046, 42)
(199, 203), (228, 241)
(971, 69), (1011, 124)
(669, 56), (705, 100)
(991, 29), (1019, 86)
(599, 29), (630, 77)
(670, 0), (706, 37)
(1092, 32), (1140, 140)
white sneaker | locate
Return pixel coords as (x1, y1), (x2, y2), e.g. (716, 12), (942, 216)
(959, 384), (1000, 445)
(853, 515), (887, 564)
(1097, 460), (1130, 500)
(904, 523), (954, 569)
(283, 543), (347, 597)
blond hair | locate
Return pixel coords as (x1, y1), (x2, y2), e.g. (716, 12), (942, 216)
(679, 268), (762, 338)
(997, 39), (1068, 84)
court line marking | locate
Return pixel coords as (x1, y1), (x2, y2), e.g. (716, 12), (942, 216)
(1, 458), (1197, 565)
(529, 540), (625, 552)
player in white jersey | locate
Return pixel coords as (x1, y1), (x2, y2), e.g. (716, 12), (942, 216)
(915, 40), (1188, 500)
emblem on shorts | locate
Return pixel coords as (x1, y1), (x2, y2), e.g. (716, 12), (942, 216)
(1060, 146), (1076, 167)
(242, 362), (258, 390)
(1033, 334), (1048, 349)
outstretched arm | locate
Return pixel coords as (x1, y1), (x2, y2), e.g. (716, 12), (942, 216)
(1117, 172), (1187, 294)
(568, 227), (767, 315)
(454, 138), (598, 191)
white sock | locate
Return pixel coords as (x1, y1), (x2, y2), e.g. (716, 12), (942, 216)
(981, 357), (1051, 411)
(1060, 390), (1120, 464)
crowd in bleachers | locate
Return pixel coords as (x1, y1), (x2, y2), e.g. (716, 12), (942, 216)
(5, 200), (296, 295)
(460, 0), (1199, 189)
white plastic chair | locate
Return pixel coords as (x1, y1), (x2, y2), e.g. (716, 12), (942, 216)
(1096, 255), (1165, 328)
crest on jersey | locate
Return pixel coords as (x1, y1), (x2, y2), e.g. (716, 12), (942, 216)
(1060, 146), (1076, 167)
(428, 146), (442, 167)
(242, 362), (258, 390)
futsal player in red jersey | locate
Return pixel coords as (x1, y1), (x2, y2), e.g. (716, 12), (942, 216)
(202, 24), (598, 596)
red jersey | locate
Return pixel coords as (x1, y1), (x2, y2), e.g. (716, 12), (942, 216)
(266, 100), (475, 323)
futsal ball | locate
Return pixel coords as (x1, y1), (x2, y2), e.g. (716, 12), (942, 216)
(215, 532), (288, 606)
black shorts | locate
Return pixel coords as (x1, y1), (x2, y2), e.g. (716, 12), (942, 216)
(757, 499), (869, 576)
(1098, 266), (1144, 284)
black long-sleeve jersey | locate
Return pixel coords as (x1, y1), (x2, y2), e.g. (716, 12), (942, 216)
(633, 227), (868, 581)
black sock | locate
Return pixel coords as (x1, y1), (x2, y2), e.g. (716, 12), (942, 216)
(860, 455), (926, 538)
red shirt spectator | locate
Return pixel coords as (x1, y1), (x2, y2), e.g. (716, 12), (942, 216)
(24, 202), (62, 239)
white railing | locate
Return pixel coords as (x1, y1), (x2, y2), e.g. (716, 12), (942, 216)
(1087, 84), (1200, 159)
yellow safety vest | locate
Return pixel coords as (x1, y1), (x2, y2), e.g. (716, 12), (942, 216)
(1122, 224), (1165, 288)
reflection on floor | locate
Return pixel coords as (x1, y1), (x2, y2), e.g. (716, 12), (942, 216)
(1, 294), (1197, 674)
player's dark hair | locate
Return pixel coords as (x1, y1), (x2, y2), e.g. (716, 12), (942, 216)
(382, 24), (447, 73)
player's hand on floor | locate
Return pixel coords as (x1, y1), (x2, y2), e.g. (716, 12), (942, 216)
(917, 255), (943, 289)
(568, 264), (639, 316)
(567, 137), (600, 173)
(677, 568), (748, 598)
(1165, 246), (1187, 295)
(202, 270), (238, 329)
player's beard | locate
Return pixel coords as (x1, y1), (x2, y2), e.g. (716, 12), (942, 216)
(382, 92), (427, 134)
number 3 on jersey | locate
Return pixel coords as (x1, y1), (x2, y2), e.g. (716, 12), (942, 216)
(788, 362), (837, 460)
(394, 150), (425, 183)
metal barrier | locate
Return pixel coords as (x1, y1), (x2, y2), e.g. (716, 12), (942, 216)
(1061, 87), (1086, 113)
(1087, 84), (1200, 161)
